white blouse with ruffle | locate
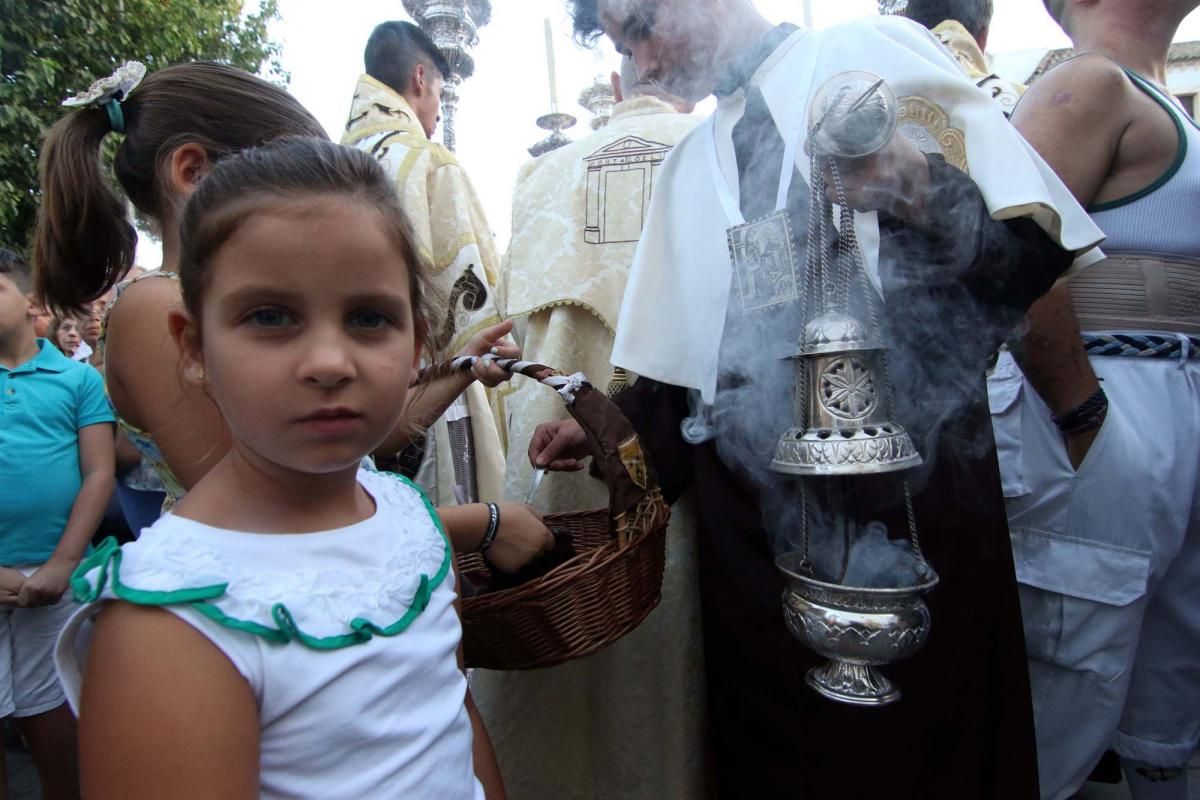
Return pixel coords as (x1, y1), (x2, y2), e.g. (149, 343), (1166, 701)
(55, 469), (482, 800)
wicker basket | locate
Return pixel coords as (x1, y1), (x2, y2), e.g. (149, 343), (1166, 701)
(424, 356), (670, 670)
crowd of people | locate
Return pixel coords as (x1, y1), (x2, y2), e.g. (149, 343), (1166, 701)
(0, 0), (1196, 798)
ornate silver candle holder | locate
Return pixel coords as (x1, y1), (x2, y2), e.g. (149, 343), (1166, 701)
(528, 111), (577, 157)
(579, 76), (615, 130)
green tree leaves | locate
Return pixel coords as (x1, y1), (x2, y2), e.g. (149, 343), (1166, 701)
(0, 0), (285, 251)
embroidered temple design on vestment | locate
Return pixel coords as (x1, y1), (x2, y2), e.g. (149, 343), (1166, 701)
(583, 135), (673, 245)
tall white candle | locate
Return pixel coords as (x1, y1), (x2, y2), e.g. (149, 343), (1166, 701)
(544, 18), (559, 111)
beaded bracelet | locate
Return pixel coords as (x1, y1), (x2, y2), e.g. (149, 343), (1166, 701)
(477, 502), (501, 554)
(1051, 386), (1108, 436)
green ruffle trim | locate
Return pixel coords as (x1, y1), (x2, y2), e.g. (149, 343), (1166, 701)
(70, 473), (452, 651)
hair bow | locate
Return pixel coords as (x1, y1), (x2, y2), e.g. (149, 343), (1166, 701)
(61, 61), (147, 134)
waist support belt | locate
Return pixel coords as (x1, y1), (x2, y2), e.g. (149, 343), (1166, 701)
(1067, 252), (1200, 335)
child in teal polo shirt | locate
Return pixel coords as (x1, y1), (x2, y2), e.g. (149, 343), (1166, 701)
(0, 248), (113, 797)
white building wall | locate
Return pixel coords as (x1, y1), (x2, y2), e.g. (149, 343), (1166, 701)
(1167, 62), (1200, 119)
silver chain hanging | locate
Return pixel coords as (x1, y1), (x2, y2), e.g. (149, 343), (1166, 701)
(823, 156), (927, 566)
(827, 158), (856, 311)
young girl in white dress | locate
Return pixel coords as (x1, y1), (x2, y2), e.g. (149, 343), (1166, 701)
(54, 137), (504, 799)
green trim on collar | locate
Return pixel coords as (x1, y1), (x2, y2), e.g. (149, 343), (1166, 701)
(71, 474), (451, 651)
(31, 338), (73, 372)
(2, 339), (72, 375)
(70, 538), (229, 604)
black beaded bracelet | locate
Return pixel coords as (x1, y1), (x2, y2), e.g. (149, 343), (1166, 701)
(1051, 386), (1109, 435)
(477, 502), (500, 554)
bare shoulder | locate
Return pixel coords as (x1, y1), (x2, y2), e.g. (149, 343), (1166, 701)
(1012, 54), (1140, 202)
(1017, 53), (1136, 121)
(80, 601), (260, 799)
(102, 274), (184, 424)
(106, 273), (182, 337)
(104, 274), (182, 381)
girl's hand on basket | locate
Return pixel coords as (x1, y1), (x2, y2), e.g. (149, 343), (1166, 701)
(529, 419), (589, 472)
(460, 320), (519, 388)
(486, 503), (555, 574)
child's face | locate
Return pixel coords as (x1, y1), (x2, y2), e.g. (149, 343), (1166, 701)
(55, 318), (81, 354)
(81, 298), (105, 346)
(192, 197), (420, 476)
(0, 275), (35, 339)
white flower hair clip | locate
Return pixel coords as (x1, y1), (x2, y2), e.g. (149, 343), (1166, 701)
(61, 61), (147, 134)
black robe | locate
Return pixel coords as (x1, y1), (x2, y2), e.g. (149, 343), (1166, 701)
(613, 154), (1068, 798)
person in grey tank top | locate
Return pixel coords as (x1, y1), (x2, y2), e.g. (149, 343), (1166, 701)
(986, 1), (1200, 798)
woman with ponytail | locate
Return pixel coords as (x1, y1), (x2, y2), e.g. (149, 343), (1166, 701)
(35, 62), (331, 498)
(34, 62), (551, 570)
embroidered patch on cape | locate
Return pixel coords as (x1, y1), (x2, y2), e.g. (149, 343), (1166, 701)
(896, 96), (968, 173)
(429, 269), (489, 353)
(618, 434), (648, 489)
(728, 210), (800, 313)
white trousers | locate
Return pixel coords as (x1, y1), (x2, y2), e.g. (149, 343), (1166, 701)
(988, 349), (1200, 800)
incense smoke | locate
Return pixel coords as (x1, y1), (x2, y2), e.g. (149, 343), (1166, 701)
(576, 0), (1028, 585)
(690, 84), (1024, 587)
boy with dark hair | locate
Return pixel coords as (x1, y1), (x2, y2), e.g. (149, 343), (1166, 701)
(0, 246), (114, 798)
(364, 20), (453, 138)
(343, 22), (510, 511)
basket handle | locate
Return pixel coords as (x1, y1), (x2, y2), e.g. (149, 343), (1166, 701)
(414, 355), (557, 387)
(415, 355), (667, 544)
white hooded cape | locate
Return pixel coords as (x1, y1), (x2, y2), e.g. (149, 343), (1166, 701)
(610, 16), (1105, 404)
